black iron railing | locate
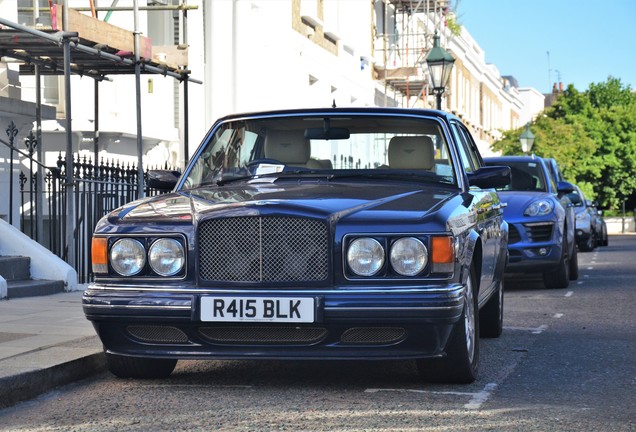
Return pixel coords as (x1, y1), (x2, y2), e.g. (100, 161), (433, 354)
(2, 121), (178, 283)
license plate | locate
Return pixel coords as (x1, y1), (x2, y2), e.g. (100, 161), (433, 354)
(200, 296), (315, 323)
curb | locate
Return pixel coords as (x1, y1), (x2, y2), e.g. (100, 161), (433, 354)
(0, 351), (106, 410)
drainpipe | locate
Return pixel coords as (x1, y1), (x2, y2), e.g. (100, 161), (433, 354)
(62, 0), (75, 267)
(134, 0), (144, 198)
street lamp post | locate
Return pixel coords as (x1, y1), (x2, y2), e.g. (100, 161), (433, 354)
(519, 123), (535, 153)
(425, 32), (455, 110)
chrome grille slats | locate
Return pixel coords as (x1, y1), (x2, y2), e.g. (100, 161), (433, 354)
(198, 216), (329, 282)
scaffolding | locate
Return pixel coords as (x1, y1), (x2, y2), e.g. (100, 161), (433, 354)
(0, 1), (201, 266)
(374, 0), (451, 107)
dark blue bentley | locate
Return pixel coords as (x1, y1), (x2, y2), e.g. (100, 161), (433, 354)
(485, 155), (578, 289)
(84, 108), (510, 383)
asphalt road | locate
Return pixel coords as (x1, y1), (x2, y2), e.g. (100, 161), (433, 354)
(1, 236), (634, 431)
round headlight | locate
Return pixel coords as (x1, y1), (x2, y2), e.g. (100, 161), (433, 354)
(110, 238), (146, 276)
(149, 238), (185, 276)
(524, 199), (554, 216)
(390, 237), (428, 276)
(347, 238), (385, 276)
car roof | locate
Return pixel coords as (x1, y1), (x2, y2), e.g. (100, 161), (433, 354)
(484, 155), (547, 165)
(213, 107), (460, 123)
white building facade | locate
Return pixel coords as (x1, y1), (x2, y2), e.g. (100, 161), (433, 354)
(2, 0), (545, 185)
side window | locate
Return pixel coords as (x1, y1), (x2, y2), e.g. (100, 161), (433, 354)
(450, 122), (476, 173)
(457, 123), (483, 168)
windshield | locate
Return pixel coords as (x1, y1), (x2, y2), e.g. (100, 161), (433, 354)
(180, 115), (456, 189)
(487, 161), (548, 192)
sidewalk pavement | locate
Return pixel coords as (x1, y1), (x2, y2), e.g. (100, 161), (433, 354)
(0, 288), (106, 409)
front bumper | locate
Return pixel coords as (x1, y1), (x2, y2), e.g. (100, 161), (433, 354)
(505, 220), (564, 272)
(83, 283), (467, 361)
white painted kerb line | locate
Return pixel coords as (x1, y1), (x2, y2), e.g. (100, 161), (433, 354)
(565, 291), (574, 297)
(504, 324), (548, 334)
(365, 383), (498, 410)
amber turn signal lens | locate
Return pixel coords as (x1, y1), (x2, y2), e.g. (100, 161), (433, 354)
(431, 236), (454, 263)
(92, 237), (108, 274)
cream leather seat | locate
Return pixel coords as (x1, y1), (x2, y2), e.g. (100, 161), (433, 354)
(388, 136), (435, 170)
(264, 130), (331, 169)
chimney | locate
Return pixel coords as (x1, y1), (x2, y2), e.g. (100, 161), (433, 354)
(552, 83), (558, 93)
(559, 82), (564, 92)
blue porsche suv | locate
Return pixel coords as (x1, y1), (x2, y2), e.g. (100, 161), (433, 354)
(485, 155), (578, 289)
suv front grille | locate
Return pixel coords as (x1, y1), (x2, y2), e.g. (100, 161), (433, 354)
(508, 224), (521, 244)
(523, 222), (553, 242)
(198, 216), (329, 282)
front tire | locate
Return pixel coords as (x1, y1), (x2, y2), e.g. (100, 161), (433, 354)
(569, 244), (579, 280)
(480, 279), (503, 338)
(579, 233), (595, 252)
(106, 352), (177, 379)
(543, 232), (570, 289)
(417, 264), (479, 383)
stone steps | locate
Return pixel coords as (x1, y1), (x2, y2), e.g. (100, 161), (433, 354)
(0, 256), (65, 299)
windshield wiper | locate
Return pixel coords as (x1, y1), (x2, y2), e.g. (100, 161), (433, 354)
(326, 171), (447, 184)
(213, 170), (322, 186)
(213, 175), (255, 186)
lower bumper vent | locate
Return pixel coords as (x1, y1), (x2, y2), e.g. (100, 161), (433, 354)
(127, 325), (189, 344)
(199, 326), (327, 345)
(340, 327), (406, 345)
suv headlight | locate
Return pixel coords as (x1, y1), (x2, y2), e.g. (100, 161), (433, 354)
(347, 237), (385, 276)
(110, 238), (146, 276)
(524, 199), (554, 217)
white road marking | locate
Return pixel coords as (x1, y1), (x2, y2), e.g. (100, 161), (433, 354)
(587, 266), (594, 270)
(464, 383), (498, 410)
(577, 281), (584, 285)
(504, 324), (548, 334)
(365, 383), (498, 410)
(565, 291), (574, 297)
(553, 313), (564, 318)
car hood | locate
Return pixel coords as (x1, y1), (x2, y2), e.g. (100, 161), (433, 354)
(104, 180), (458, 227)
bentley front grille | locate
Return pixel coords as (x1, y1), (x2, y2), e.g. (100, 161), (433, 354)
(198, 216), (329, 283)
(199, 326), (328, 345)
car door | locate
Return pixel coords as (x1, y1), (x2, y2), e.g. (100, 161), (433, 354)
(451, 120), (504, 300)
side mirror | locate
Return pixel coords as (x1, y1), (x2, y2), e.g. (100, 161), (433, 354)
(556, 180), (575, 196)
(567, 192), (582, 205)
(147, 170), (181, 191)
(468, 166), (511, 189)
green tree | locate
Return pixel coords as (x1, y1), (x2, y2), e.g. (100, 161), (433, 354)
(491, 77), (636, 210)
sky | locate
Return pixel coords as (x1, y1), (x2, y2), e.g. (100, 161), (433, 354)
(458, 0), (636, 94)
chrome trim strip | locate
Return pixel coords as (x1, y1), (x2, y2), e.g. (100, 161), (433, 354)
(84, 304), (192, 310)
(86, 284), (464, 296)
(324, 305), (461, 312)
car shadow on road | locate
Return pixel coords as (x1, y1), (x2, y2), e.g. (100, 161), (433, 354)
(503, 273), (551, 291)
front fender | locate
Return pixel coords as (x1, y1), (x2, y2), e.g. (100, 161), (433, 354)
(458, 229), (481, 287)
